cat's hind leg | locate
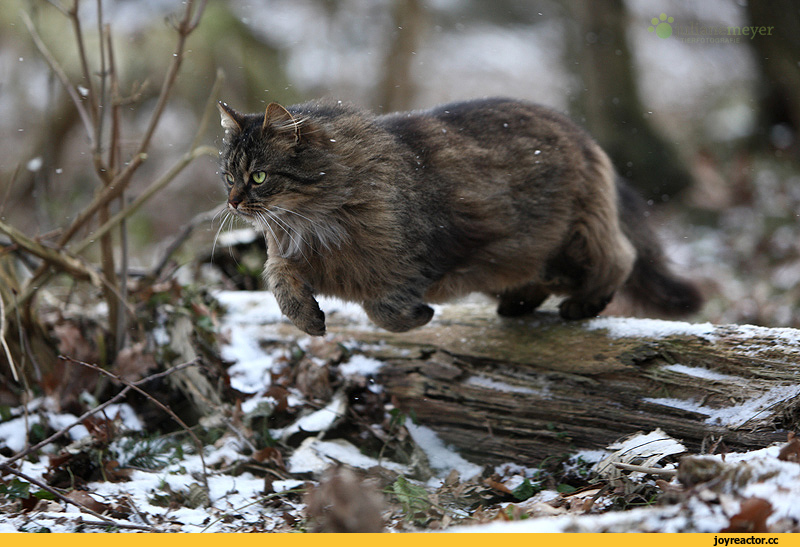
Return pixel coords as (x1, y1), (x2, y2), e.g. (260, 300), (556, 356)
(556, 144), (636, 321)
(555, 215), (635, 321)
(495, 283), (550, 317)
(363, 289), (434, 333)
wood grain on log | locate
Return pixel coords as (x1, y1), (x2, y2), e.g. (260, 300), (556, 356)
(321, 300), (799, 466)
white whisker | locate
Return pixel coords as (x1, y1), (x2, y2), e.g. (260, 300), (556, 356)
(271, 205), (349, 253)
(263, 209), (311, 261)
(211, 211), (233, 258)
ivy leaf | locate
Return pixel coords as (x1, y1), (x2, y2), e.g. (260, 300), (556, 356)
(556, 483), (577, 494)
(511, 478), (539, 501)
(0, 478), (31, 500)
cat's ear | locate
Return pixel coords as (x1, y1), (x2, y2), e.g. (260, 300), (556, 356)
(218, 101), (243, 134)
(263, 102), (301, 144)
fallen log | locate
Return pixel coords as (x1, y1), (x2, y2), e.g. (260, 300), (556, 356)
(328, 299), (799, 465)
(232, 293), (800, 466)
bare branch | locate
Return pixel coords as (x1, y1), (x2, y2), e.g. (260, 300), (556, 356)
(56, 0), (208, 246)
(0, 466), (157, 532)
(613, 462), (678, 478)
(67, 0), (100, 132)
(61, 356), (210, 487)
(21, 10), (96, 149)
(150, 205), (225, 280)
(0, 359), (199, 469)
(0, 219), (102, 287)
(73, 145), (217, 256)
(191, 67), (225, 151)
(0, 295), (19, 382)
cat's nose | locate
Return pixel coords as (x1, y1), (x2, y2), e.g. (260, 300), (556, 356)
(228, 192), (244, 209)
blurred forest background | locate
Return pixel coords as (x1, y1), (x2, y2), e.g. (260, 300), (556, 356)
(1, 0), (799, 352)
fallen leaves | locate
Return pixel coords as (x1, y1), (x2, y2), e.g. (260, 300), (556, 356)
(722, 498), (773, 533)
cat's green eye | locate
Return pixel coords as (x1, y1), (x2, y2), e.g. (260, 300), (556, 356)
(251, 171), (266, 184)
(224, 173), (234, 185)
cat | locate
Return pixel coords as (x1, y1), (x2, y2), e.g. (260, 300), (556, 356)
(217, 97), (702, 336)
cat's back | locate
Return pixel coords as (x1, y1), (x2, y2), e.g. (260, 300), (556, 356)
(377, 97), (592, 150)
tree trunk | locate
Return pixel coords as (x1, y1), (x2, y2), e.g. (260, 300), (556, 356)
(375, 0), (426, 112)
(569, 0), (694, 200)
(318, 301), (798, 466)
(746, 0), (800, 158)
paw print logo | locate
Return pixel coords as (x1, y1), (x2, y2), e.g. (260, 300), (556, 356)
(648, 13), (674, 39)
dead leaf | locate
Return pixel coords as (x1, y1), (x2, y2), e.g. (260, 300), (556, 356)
(305, 466), (384, 533)
(721, 497), (773, 533)
(483, 477), (512, 495)
(294, 357), (333, 402)
(252, 446), (286, 470)
(778, 436), (800, 463)
(65, 490), (111, 515)
(113, 342), (158, 383)
(82, 415), (117, 445)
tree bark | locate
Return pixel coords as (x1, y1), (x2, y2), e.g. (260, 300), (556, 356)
(375, 0), (426, 112)
(319, 302), (798, 466)
(569, 0), (694, 200)
(746, 0), (800, 157)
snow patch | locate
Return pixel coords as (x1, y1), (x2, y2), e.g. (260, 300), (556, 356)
(338, 354), (384, 376)
(279, 392), (347, 439)
(645, 383), (800, 428)
(465, 375), (545, 396)
(662, 363), (741, 382)
(405, 420), (482, 483)
(288, 437), (407, 475)
(585, 316), (717, 340)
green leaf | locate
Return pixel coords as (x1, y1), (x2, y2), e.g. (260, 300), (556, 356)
(33, 489), (57, 500)
(511, 478), (540, 501)
(391, 475), (430, 517)
(0, 478), (31, 500)
(556, 483), (577, 494)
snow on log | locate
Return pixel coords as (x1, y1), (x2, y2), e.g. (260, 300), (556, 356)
(223, 292), (800, 466)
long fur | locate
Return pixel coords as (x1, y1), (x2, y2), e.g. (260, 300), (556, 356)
(217, 98), (702, 335)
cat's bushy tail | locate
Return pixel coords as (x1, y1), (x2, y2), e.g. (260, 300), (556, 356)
(617, 180), (703, 316)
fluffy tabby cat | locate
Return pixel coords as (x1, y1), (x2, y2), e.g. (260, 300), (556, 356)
(217, 98), (702, 336)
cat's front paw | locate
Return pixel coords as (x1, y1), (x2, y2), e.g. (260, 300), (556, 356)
(277, 294), (327, 336)
(294, 306), (326, 336)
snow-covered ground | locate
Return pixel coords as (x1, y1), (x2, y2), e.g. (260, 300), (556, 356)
(1, 291), (799, 532)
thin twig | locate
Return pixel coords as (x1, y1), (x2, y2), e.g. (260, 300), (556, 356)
(0, 219), (102, 287)
(0, 164), (22, 218)
(60, 356), (210, 488)
(95, 0), (107, 156)
(612, 462), (677, 478)
(0, 295), (18, 382)
(150, 206), (225, 280)
(21, 10), (96, 149)
(68, 0), (100, 131)
(0, 359), (199, 470)
(0, 220), (137, 322)
(191, 67), (225, 151)
(73, 146), (217, 257)
(106, 22), (128, 353)
(56, 0), (208, 248)
(39, 517), (156, 532)
(1, 466), (158, 532)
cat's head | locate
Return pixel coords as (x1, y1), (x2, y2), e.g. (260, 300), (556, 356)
(217, 101), (335, 220)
